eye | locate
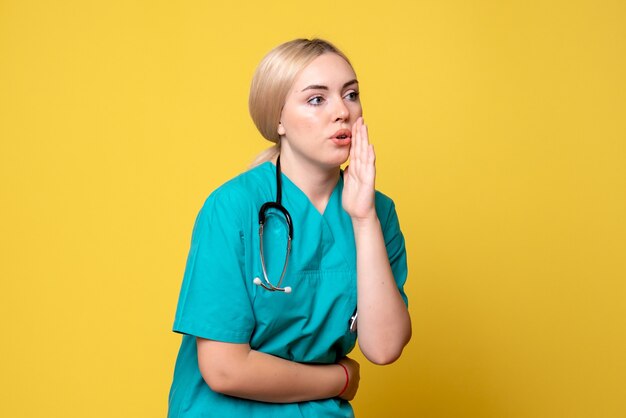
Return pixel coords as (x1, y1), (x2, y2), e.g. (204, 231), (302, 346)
(344, 91), (360, 101)
(307, 96), (325, 106)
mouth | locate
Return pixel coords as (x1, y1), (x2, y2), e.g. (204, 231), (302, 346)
(331, 129), (352, 145)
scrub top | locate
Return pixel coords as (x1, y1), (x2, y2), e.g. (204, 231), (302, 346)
(168, 162), (408, 418)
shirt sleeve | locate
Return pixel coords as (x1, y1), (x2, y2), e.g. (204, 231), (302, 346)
(380, 198), (409, 307)
(173, 189), (255, 343)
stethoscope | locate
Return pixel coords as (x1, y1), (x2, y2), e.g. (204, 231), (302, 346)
(252, 156), (358, 333)
(252, 156), (294, 293)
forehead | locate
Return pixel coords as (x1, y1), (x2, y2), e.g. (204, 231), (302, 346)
(291, 53), (357, 89)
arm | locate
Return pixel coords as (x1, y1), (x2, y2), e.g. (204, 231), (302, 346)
(343, 117), (412, 365)
(352, 214), (411, 364)
(197, 338), (360, 402)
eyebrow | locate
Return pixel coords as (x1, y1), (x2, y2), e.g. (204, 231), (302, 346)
(300, 79), (359, 92)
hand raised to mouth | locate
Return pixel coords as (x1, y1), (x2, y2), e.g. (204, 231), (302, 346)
(342, 117), (376, 222)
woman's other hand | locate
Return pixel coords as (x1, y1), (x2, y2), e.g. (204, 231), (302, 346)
(338, 357), (360, 401)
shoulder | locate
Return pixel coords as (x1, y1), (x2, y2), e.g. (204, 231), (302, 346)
(210, 162), (273, 201)
(374, 189), (395, 211)
(374, 189), (396, 217)
(374, 189), (403, 234)
(199, 162), (274, 222)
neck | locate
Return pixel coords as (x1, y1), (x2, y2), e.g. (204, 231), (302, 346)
(277, 151), (341, 214)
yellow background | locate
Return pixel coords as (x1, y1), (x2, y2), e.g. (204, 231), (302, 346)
(1, 1), (625, 417)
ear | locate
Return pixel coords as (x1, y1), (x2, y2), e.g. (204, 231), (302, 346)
(277, 122), (286, 136)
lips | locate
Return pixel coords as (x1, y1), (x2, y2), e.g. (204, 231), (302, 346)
(330, 129), (352, 145)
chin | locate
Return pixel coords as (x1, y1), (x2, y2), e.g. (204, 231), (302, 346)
(324, 150), (350, 168)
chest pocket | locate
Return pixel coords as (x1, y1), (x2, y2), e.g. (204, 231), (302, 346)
(250, 268), (357, 363)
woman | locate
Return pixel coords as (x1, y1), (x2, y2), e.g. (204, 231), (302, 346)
(168, 38), (411, 418)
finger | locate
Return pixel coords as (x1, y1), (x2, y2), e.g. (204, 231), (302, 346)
(352, 118), (361, 171)
(358, 119), (367, 171)
(361, 119), (370, 146)
(364, 123), (375, 171)
(348, 139), (355, 171)
(350, 119), (358, 166)
(368, 144), (376, 179)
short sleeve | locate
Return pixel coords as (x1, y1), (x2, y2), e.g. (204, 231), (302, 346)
(173, 190), (254, 343)
(380, 199), (409, 307)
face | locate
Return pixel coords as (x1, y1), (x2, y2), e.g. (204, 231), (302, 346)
(278, 53), (362, 170)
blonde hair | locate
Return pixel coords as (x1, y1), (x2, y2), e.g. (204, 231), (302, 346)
(248, 38), (353, 167)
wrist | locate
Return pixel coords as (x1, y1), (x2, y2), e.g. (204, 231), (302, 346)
(337, 363), (349, 397)
(351, 212), (379, 231)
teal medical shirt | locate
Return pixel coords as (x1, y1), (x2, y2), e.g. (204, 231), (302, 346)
(169, 162), (408, 418)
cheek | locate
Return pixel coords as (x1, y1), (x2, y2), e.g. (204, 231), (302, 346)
(283, 105), (307, 127)
(288, 109), (319, 133)
(350, 103), (363, 118)
(302, 115), (318, 131)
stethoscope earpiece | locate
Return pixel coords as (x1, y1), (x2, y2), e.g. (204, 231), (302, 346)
(253, 276), (293, 293)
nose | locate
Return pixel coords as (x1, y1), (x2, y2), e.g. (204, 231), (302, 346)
(333, 98), (350, 122)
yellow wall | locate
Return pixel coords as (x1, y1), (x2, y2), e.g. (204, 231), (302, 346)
(1, 1), (625, 417)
